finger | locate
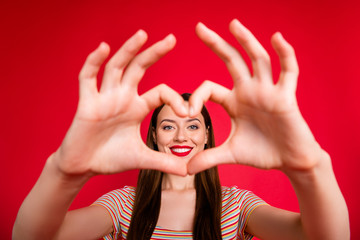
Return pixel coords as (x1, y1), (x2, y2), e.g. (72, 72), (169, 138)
(138, 146), (187, 176)
(141, 84), (188, 117)
(79, 42), (111, 100)
(189, 80), (231, 117)
(229, 19), (272, 82)
(271, 32), (299, 93)
(187, 144), (235, 174)
(120, 34), (176, 90)
(195, 22), (251, 84)
(100, 30), (148, 92)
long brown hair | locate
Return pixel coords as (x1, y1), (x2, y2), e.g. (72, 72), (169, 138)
(127, 93), (222, 239)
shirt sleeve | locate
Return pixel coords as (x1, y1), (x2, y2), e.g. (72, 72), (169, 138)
(236, 187), (268, 240)
(92, 186), (134, 240)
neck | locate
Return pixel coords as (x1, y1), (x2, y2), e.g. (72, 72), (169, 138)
(162, 173), (195, 191)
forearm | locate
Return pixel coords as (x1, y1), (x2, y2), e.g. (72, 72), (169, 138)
(13, 154), (91, 240)
(285, 151), (350, 240)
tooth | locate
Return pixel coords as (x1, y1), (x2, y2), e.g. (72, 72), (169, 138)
(173, 148), (191, 153)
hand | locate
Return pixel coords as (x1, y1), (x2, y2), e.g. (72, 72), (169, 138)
(53, 30), (188, 177)
(188, 19), (326, 174)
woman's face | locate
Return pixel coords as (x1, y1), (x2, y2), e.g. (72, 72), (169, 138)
(154, 104), (208, 161)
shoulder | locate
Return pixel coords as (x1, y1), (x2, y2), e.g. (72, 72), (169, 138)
(103, 186), (135, 197)
(222, 185), (251, 200)
(93, 186), (136, 207)
(116, 186), (136, 197)
(221, 185), (267, 208)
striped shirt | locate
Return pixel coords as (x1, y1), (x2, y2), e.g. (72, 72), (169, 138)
(93, 186), (267, 240)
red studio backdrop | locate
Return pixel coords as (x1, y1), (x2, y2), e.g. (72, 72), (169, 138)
(1, 0), (359, 238)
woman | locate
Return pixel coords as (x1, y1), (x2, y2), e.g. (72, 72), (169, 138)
(13, 19), (350, 239)
(94, 92), (266, 239)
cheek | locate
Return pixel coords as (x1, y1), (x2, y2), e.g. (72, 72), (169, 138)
(192, 132), (207, 145)
(156, 138), (167, 152)
(155, 132), (172, 148)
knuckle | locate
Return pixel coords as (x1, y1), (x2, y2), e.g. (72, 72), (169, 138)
(202, 80), (214, 87)
(157, 83), (168, 91)
(133, 58), (144, 68)
(85, 51), (96, 62)
(202, 80), (211, 86)
(159, 83), (168, 88)
(103, 62), (112, 72)
(222, 51), (237, 63)
(104, 59), (123, 74)
(78, 68), (91, 81)
(254, 51), (271, 64)
(104, 58), (115, 68)
(124, 41), (141, 56)
(78, 70), (85, 80)
(287, 45), (296, 55)
(152, 46), (165, 58)
(207, 37), (220, 49)
(132, 57), (149, 71)
(293, 65), (300, 75)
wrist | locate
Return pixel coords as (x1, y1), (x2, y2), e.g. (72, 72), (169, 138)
(46, 153), (93, 189)
(282, 149), (333, 184)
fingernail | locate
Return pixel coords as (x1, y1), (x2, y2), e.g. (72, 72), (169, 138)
(136, 29), (145, 35)
(196, 22), (208, 32)
(166, 33), (175, 40)
(197, 22), (205, 28)
(98, 42), (109, 52)
(189, 106), (194, 116)
(181, 105), (188, 115)
(135, 29), (147, 40)
(98, 42), (106, 49)
(164, 33), (176, 44)
(233, 19), (244, 29)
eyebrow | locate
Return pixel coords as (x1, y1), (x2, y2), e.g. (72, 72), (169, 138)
(160, 118), (201, 124)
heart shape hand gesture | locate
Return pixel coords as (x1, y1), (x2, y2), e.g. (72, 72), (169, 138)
(53, 19), (325, 179)
(54, 31), (189, 177)
(188, 20), (325, 174)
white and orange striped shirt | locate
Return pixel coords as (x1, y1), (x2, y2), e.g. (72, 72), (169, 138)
(93, 186), (267, 240)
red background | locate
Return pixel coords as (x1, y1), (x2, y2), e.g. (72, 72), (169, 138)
(1, 0), (359, 238)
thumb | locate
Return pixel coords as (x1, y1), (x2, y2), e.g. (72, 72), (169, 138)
(137, 146), (188, 176)
(187, 144), (235, 174)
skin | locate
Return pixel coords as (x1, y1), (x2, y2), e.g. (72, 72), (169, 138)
(12, 19), (350, 240)
(154, 103), (208, 164)
(188, 20), (349, 239)
(13, 30), (190, 240)
(155, 104), (207, 231)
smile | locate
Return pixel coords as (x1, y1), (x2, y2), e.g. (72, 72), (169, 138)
(170, 146), (193, 157)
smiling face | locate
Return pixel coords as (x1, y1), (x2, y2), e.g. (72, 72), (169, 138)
(154, 104), (208, 161)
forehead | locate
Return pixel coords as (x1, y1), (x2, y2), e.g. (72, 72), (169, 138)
(157, 104), (205, 123)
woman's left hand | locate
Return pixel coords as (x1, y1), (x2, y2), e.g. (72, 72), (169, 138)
(187, 19), (327, 174)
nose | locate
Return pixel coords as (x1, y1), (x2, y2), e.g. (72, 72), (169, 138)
(174, 127), (188, 142)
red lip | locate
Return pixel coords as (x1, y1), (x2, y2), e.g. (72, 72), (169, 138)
(170, 145), (193, 157)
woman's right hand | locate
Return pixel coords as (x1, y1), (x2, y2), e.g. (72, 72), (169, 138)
(53, 30), (188, 178)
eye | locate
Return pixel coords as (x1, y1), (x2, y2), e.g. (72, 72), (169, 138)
(162, 125), (174, 130)
(188, 125), (199, 130)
